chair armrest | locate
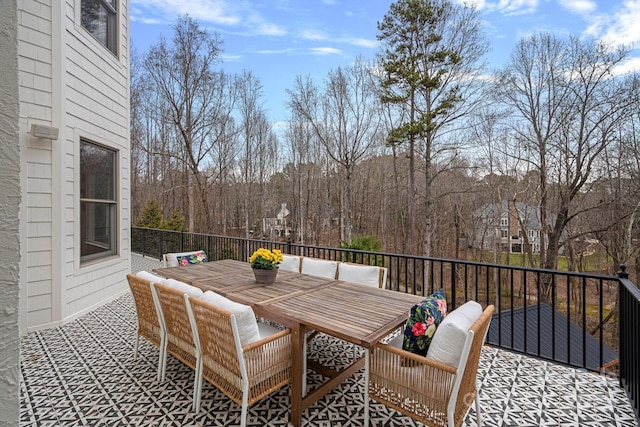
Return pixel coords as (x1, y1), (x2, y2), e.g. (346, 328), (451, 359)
(374, 342), (457, 374)
(243, 328), (291, 352)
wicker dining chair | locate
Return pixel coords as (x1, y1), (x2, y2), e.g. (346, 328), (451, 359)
(300, 257), (339, 279)
(151, 281), (201, 384)
(337, 262), (388, 289)
(364, 305), (495, 427)
(126, 274), (162, 359)
(333, 262), (389, 361)
(279, 254), (302, 272)
(185, 295), (292, 427)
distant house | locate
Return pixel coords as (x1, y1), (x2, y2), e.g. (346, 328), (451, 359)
(486, 303), (618, 372)
(15, 1), (131, 331)
(258, 203), (292, 239)
(473, 200), (545, 254)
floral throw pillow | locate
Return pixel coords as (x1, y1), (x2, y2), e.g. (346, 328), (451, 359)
(176, 251), (208, 267)
(402, 289), (447, 357)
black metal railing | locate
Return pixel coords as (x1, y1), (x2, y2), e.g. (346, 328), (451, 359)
(132, 226), (637, 419)
(619, 265), (640, 422)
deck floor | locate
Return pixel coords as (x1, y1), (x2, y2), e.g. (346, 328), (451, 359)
(18, 254), (638, 426)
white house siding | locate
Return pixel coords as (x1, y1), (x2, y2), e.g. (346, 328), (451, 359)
(18, 0), (131, 331)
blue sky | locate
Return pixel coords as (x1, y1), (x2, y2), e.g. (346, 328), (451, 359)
(130, 0), (640, 124)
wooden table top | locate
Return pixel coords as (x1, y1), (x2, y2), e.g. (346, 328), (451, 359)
(154, 259), (423, 348)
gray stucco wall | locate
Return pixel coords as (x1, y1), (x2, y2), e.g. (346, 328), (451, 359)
(0, 0), (21, 425)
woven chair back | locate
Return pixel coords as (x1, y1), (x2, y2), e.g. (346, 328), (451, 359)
(189, 297), (245, 404)
(126, 274), (161, 347)
(153, 282), (197, 370)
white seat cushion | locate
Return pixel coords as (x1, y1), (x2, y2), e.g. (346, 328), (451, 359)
(338, 263), (381, 287)
(163, 278), (203, 297)
(164, 250), (206, 267)
(201, 291), (261, 346)
(426, 301), (483, 367)
(135, 271), (166, 284)
(257, 322), (283, 339)
(279, 255), (301, 272)
(301, 258), (338, 279)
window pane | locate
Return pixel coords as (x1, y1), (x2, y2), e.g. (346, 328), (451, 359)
(81, 0), (117, 54)
(80, 139), (118, 263)
(81, 141), (115, 200)
(81, 201), (117, 259)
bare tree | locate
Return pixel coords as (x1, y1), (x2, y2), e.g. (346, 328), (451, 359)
(593, 100), (640, 279)
(287, 58), (382, 243)
(142, 15), (236, 231)
(235, 70), (278, 237)
(495, 33), (639, 300)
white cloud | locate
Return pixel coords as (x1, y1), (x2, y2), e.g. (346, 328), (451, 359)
(255, 47), (344, 56)
(256, 48), (297, 54)
(453, 0), (539, 14)
(298, 31), (376, 48)
(599, 0), (640, 46)
(131, 0), (287, 36)
(300, 29), (328, 41)
(309, 47), (344, 56)
(220, 54), (243, 62)
(453, 0), (489, 10)
(255, 22), (286, 36)
(557, 0), (597, 15)
(341, 37), (378, 48)
(612, 56), (640, 75)
(496, 0), (539, 15)
(133, 0), (241, 25)
(130, 15), (164, 25)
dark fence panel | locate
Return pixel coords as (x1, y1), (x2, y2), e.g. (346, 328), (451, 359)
(619, 265), (640, 423)
(132, 227), (629, 378)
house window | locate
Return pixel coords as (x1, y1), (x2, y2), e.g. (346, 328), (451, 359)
(81, 0), (117, 55)
(80, 140), (117, 263)
(500, 218), (508, 227)
(501, 229), (509, 238)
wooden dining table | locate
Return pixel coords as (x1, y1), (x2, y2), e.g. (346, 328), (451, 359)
(154, 259), (424, 426)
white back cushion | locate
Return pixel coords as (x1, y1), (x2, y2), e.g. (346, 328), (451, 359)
(338, 263), (381, 288)
(135, 271), (166, 284)
(163, 278), (203, 297)
(164, 250), (205, 267)
(426, 301), (483, 367)
(301, 258), (338, 279)
(279, 255), (301, 272)
(201, 291), (261, 346)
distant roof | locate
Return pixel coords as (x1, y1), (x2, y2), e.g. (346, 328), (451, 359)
(475, 200), (546, 230)
(486, 303), (618, 371)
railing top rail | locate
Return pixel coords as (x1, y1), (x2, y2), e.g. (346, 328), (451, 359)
(620, 277), (640, 301)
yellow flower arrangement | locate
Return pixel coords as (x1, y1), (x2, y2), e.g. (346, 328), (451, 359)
(249, 248), (284, 270)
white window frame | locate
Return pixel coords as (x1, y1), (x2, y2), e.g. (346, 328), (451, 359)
(80, 139), (118, 264)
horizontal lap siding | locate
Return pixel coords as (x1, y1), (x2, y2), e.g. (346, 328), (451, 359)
(61, 0), (130, 324)
(19, 0), (55, 328)
(19, 0), (131, 331)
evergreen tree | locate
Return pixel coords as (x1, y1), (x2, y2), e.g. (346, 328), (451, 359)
(377, 0), (487, 256)
(135, 196), (163, 229)
(165, 209), (186, 231)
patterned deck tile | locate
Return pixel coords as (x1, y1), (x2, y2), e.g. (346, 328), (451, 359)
(19, 272), (637, 427)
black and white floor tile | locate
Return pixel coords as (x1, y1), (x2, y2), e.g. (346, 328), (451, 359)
(18, 256), (638, 426)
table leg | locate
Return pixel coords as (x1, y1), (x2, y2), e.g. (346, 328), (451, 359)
(290, 322), (303, 427)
